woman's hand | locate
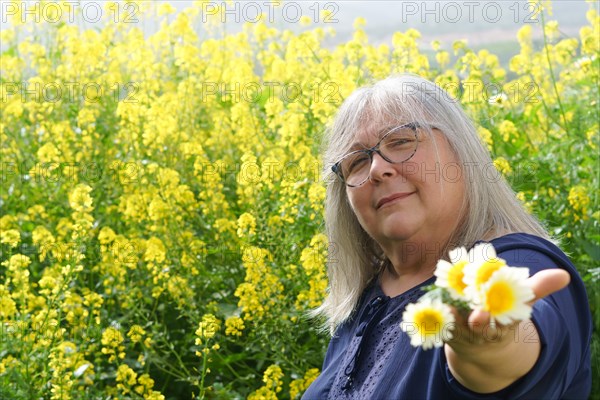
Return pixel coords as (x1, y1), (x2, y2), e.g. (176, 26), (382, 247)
(444, 269), (571, 393)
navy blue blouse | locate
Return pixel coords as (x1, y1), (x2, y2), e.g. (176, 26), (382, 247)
(303, 233), (592, 399)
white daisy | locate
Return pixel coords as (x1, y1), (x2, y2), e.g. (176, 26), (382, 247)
(463, 243), (507, 305)
(401, 297), (455, 350)
(480, 266), (535, 328)
(488, 92), (508, 107)
(434, 247), (470, 301)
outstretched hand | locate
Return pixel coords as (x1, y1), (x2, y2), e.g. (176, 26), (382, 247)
(444, 268), (571, 393)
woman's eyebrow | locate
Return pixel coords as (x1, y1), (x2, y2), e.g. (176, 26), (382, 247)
(347, 125), (401, 151)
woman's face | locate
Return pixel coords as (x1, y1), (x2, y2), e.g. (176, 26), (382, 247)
(345, 120), (466, 255)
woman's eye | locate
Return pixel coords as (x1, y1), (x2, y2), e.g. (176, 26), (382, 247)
(386, 137), (414, 148)
(347, 155), (369, 171)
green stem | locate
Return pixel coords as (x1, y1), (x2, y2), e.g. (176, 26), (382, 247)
(539, 8), (568, 131)
(212, 351), (245, 380)
(527, 72), (554, 140)
(198, 340), (210, 400)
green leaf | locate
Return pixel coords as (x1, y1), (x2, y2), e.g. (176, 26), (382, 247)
(574, 237), (600, 262)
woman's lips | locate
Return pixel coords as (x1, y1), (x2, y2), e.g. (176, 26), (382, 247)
(376, 192), (415, 209)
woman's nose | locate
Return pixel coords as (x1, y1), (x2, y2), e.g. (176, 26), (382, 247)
(368, 152), (396, 183)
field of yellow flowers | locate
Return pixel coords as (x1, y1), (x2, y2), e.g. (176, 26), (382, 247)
(0, 0), (598, 398)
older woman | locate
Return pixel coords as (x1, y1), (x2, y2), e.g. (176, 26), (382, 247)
(303, 75), (591, 399)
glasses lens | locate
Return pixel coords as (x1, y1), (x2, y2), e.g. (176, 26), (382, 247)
(336, 124), (419, 186)
(339, 151), (371, 186)
(379, 127), (418, 163)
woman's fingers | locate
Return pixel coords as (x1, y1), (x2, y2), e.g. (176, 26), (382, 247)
(459, 269), (570, 336)
(467, 307), (490, 327)
(527, 268), (570, 304)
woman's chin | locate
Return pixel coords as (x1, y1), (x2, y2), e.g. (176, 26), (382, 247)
(376, 225), (420, 245)
(378, 215), (420, 238)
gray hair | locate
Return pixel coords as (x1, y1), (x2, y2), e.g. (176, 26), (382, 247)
(314, 74), (550, 333)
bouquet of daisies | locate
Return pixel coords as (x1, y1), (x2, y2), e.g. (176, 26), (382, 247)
(400, 243), (535, 350)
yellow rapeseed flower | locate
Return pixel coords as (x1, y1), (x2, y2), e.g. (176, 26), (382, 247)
(353, 17), (366, 30)
(300, 15), (312, 26)
(225, 316), (245, 336)
(568, 185), (590, 212)
(477, 126), (493, 151)
(289, 368), (320, 399)
(435, 50), (450, 68)
(68, 184), (94, 213)
(248, 387), (278, 400)
(127, 325), (146, 343)
(101, 327), (125, 363)
(144, 237), (166, 263)
(263, 364), (284, 393)
(158, 2), (176, 16)
(136, 373), (156, 395)
(3, 253), (31, 270)
(195, 314), (220, 344)
(544, 20), (560, 41)
(452, 39), (467, 55)
(493, 157), (513, 176)
(98, 226), (117, 245)
(0, 229), (20, 248)
(0, 285), (17, 318)
(116, 364), (138, 394)
(498, 120), (518, 142)
(237, 212), (257, 238)
(568, 185), (590, 221)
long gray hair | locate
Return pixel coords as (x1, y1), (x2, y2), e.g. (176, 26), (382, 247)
(315, 74), (550, 333)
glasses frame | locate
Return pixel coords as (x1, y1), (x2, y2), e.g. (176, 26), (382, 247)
(331, 122), (422, 187)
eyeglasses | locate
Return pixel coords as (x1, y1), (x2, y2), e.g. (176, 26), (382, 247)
(332, 122), (421, 187)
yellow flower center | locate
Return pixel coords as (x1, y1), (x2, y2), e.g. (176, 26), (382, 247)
(484, 281), (515, 315)
(415, 309), (444, 333)
(448, 260), (468, 295)
(475, 258), (505, 289)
